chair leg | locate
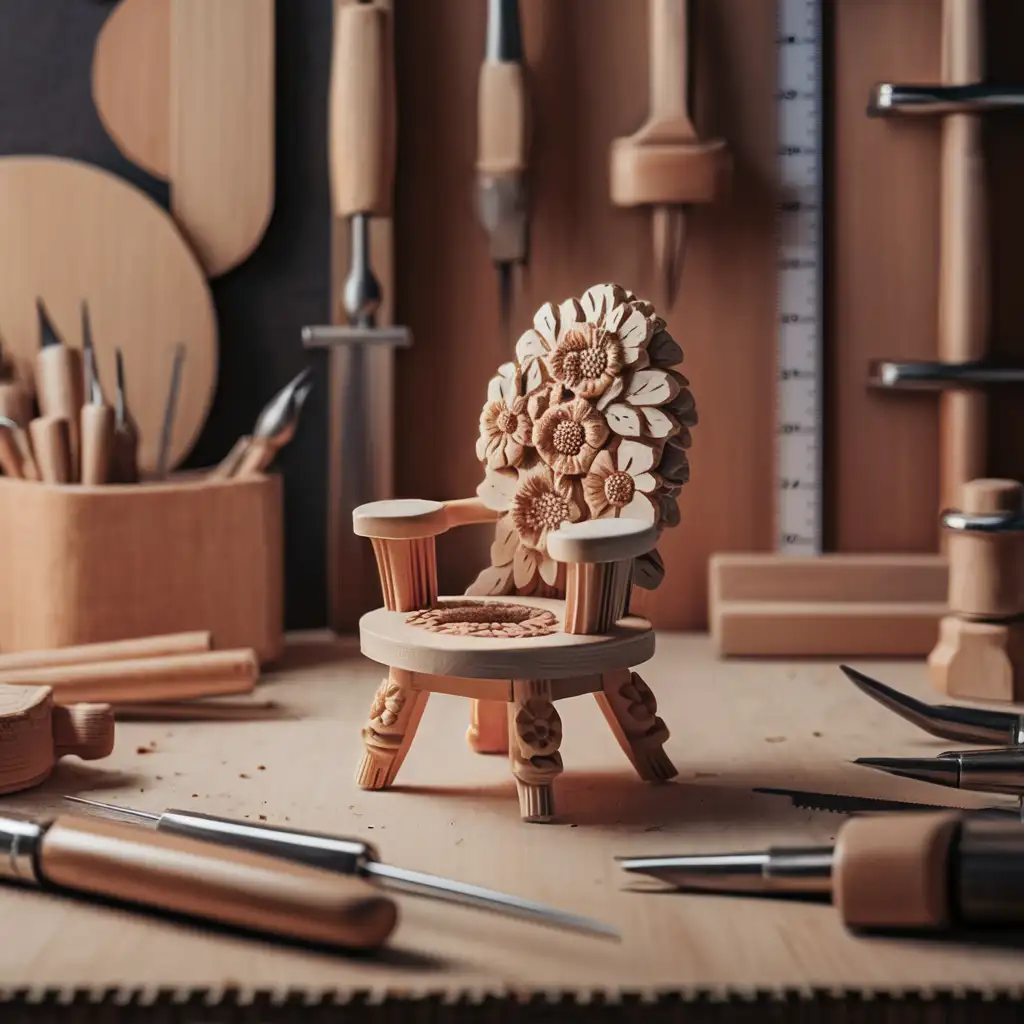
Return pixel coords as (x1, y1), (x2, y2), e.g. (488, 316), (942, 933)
(356, 669), (429, 790)
(508, 680), (563, 823)
(594, 669), (677, 782)
(467, 698), (509, 754)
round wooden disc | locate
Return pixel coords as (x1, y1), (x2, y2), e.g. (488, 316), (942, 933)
(359, 595), (655, 680)
(0, 157), (217, 473)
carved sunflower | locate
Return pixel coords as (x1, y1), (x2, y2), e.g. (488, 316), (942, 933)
(509, 463), (582, 551)
(476, 363), (536, 470)
(582, 440), (662, 523)
(514, 698), (562, 755)
(532, 397), (609, 476)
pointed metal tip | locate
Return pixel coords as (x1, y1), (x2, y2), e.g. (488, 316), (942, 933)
(496, 261), (514, 345)
(64, 795), (160, 823)
(652, 205), (688, 312)
(854, 755), (960, 789)
(36, 297), (62, 349)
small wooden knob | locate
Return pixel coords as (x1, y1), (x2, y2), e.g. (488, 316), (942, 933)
(51, 703), (116, 760)
(946, 478), (1024, 620)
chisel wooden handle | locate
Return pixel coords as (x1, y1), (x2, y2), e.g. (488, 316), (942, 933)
(0, 423), (26, 479)
(642, 0), (692, 136)
(80, 404), (115, 486)
(209, 435), (253, 480)
(0, 649), (259, 705)
(0, 631), (212, 673)
(35, 347), (82, 481)
(329, 1), (396, 218)
(39, 815), (398, 950)
(28, 415), (72, 484)
(477, 63), (527, 176)
(938, 0), (987, 513)
(110, 423), (140, 484)
(0, 382), (33, 427)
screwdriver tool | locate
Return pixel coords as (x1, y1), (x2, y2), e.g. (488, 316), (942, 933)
(34, 298), (83, 481)
(609, 0), (730, 309)
(841, 664), (1024, 747)
(79, 338), (114, 486)
(0, 810), (397, 951)
(303, 0), (412, 632)
(212, 368), (313, 480)
(620, 811), (1024, 931)
(66, 796), (619, 939)
(155, 344), (186, 480)
(475, 0), (530, 341)
(110, 348), (139, 484)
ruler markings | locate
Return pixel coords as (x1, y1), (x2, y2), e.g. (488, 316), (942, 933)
(776, 0), (823, 554)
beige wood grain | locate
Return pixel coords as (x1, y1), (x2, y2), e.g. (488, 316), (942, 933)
(41, 816), (398, 951)
(0, 632), (212, 673)
(28, 416), (72, 485)
(91, 0), (171, 179)
(0, 157), (216, 474)
(170, 0), (276, 276)
(0, 476), (282, 661)
(5, 633), (1024, 996)
(34, 347), (82, 479)
(79, 404), (115, 486)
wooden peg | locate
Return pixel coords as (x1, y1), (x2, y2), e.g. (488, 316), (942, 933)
(80, 404), (115, 486)
(929, 478), (1024, 701)
(0, 684), (115, 796)
(29, 415), (72, 484)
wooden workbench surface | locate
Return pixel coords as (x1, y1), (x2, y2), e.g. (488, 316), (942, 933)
(1, 634), (1021, 1009)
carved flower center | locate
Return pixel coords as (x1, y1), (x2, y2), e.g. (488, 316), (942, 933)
(552, 420), (585, 455)
(605, 471), (635, 506)
(496, 408), (518, 434)
(560, 337), (609, 386)
(527, 492), (571, 529)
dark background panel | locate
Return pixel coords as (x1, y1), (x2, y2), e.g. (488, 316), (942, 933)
(0, 0), (332, 629)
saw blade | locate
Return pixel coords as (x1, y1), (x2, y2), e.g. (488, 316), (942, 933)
(754, 786), (1014, 817)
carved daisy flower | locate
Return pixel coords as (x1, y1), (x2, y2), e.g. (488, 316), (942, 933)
(548, 325), (624, 399)
(476, 363), (536, 470)
(532, 397), (609, 476)
(515, 698), (562, 755)
(509, 463), (582, 550)
(582, 440), (662, 523)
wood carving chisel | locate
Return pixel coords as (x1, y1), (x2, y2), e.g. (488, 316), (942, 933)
(609, 0), (730, 308)
(66, 797), (619, 939)
(155, 343), (186, 479)
(80, 341), (114, 486)
(28, 415), (72, 484)
(110, 348), (139, 484)
(857, 747), (1024, 804)
(475, 0), (529, 341)
(34, 298), (82, 481)
(0, 343), (32, 428)
(303, 0), (411, 631)
(0, 810), (397, 950)
(620, 812), (1024, 931)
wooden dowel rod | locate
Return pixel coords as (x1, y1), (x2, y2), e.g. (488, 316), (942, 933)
(0, 631), (213, 672)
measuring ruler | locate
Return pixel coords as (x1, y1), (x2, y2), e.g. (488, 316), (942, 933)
(776, 0), (823, 555)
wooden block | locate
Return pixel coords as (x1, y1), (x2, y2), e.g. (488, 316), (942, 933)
(709, 553), (948, 657)
(928, 616), (1024, 703)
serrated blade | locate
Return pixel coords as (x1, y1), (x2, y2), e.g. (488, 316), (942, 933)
(754, 786), (1015, 817)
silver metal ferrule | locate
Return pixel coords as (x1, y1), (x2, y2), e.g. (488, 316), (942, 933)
(957, 751), (1024, 796)
(868, 359), (1024, 390)
(941, 508), (1024, 534)
(956, 816), (1024, 924)
(869, 83), (1024, 117)
(476, 175), (529, 265)
(0, 814), (44, 885)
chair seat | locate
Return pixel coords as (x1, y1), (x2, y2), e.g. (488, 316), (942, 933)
(359, 595), (654, 682)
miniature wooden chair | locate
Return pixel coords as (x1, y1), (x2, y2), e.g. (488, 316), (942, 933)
(351, 283), (696, 822)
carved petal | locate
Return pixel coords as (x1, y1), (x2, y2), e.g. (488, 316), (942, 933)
(605, 402), (642, 436)
(516, 329), (549, 363)
(617, 439), (657, 475)
(595, 375), (625, 411)
(490, 514), (519, 566)
(617, 308), (652, 356)
(633, 548), (665, 590)
(604, 303), (626, 332)
(513, 544), (540, 588)
(641, 405), (678, 438)
(625, 369), (680, 406)
(557, 298), (585, 337)
(659, 439), (690, 485)
(477, 468), (519, 511)
(466, 562), (514, 596)
(524, 356), (545, 394)
(581, 284), (623, 323)
(647, 330), (683, 368)
(533, 302), (560, 344)
(539, 555), (560, 586)
(487, 361), (520, 405)
(619, 491), (657, 523)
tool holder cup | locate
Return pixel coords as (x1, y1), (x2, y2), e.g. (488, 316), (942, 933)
(0, 473), (283, 661)
(929, 478), (1024, 702)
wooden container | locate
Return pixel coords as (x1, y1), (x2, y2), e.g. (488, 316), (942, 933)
(0, 474), (283, 661)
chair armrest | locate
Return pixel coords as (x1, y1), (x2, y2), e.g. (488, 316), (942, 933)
(547, 519), (658, 566)
(353, 498), (499, 539)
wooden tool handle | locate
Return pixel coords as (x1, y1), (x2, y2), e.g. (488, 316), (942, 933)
(0, 382), (33, 427)
(329, 1), (396, 218)
(28, 415), (72, 484)
(0, 649), (259, 705)
(476, 62), (528, 176)
(639, 0), (694, 139)
(34, 347), (82, 480)
(110, 424), (140, 485)
(40, 816), (399, 950)
(234, 438), (276, 477)
(0, 631), (212, 673)
(938, 0), (987, 512)
(80, 404), (115, 486)
(0, 423), (25, 479)
(50, 703), (115, 760)
(209, 435), (253, 480)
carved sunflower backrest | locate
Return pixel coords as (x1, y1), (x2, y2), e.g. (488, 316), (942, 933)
(467, 283), (696, 601)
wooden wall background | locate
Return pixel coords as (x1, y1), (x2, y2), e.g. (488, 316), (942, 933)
(2, 0), (1023, 632)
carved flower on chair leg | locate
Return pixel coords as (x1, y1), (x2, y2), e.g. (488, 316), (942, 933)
(532, 397), (609, 476)
(582, 441), (662, 523)
(515, 698), (562, 756)
(621, 673), (657, 724)
(509, 463), (582, 550)
(369, 680), (406, 728)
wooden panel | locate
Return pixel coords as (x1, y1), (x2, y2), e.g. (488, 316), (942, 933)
(393, 0), (779, 630)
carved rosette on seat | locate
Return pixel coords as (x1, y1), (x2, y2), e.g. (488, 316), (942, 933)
(351, 283), (697, 822)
